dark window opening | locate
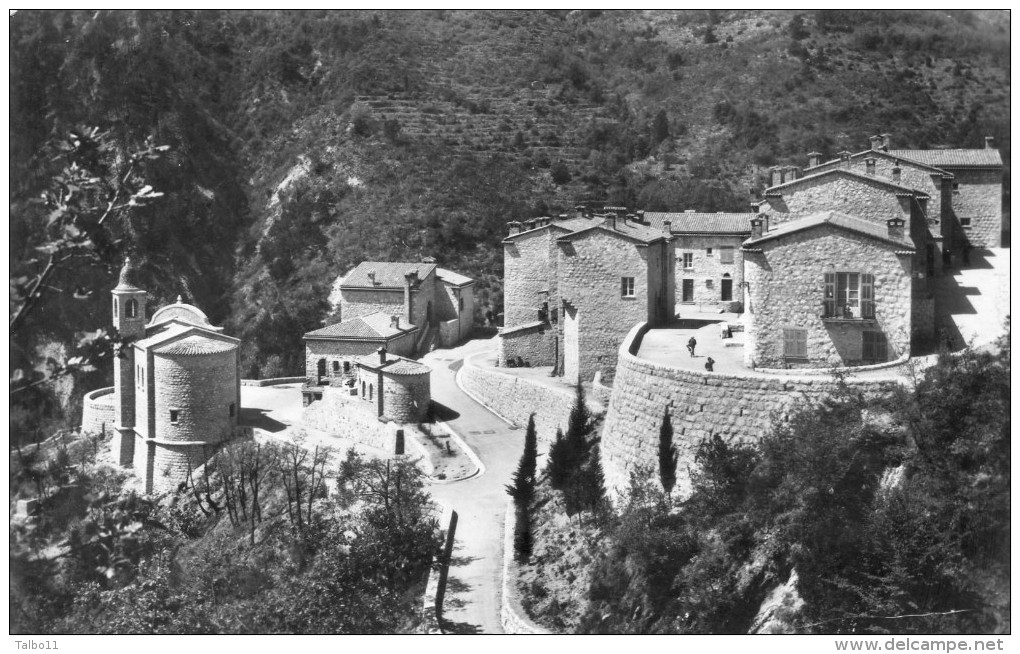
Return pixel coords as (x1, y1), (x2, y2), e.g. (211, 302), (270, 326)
(229, 403), (236, 417)
(126, 298), (138, 318)
(169, 409), (179, 424)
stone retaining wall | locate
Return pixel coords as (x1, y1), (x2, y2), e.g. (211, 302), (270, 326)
(459, 354), (603, 442)
(601, 323), (903, 498)
(501, 499), (553, 634)
(80, 386), (116, 436)
(300, 386), (399, 452)
(240, 377), (306, 387)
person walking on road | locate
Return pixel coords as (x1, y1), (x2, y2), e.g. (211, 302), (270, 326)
(687, 336), (697, 357)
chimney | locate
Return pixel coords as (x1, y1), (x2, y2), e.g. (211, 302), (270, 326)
(507, 220), (522, 235)
(575, 204), (586, 218)
(869, 135), (883, 151)
(770, 166), (783, 187)
(403, 272), (416, 326)
(880, 133), (891, 151)
(887, 217), (905, 241)
(985, 136), (995, 149)
(662, 219), (672, 234)
(750, 217), (764, 239)
(390, 315), (400, 329)
(684, 209), (696, 213)
(636, 209), (646, 223)
(367, 270), (377, 285)
(838, 150), (852, 168)
(378, 347), (387, 364)
(891, 164), (901, 184)
(807, 152), (821, 168)
(865, 158), (876, 176)
(603, 213), (617, 230)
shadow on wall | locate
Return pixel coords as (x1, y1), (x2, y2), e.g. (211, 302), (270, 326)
(238, 408), (287, 433)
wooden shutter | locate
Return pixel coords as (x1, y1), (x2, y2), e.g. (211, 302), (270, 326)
(784, 329), (807, 358)
(863, 331), (887, 362)
(720, 246), (734, 264)
(861, 273), (875, 318)
(823, 272), (835, 317)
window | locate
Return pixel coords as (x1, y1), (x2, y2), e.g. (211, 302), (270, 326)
(824, 272), (875, 319)
(706, 248), (713, 256)
(343, 361), (351, 373)
(229, 403), (236, 417)
(125, 298), (138, 318)
(719, 246), (734, 264)
(621, 277), (635, 297)
(169, 409), (179, 424)
(783, 328), (808, 359)
(960, 216), (972, 227)
(682, 252), (694, 269)
(332, 361), (340, 373)
(862, 331), (888, 362)
(113, 297), (118, 315)
(952, 182), (960, 194)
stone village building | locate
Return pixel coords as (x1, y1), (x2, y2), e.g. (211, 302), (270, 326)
(499, 207), (674, 384)
(499, 135), (1000, 378)
(301, 260), (470, 407)
(110, 259), (242, 494)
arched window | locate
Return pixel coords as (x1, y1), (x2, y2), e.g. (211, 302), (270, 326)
(361, 381), (366, 397)
(368, 384), (373, 401)
(332, 361), (340, 373)
(343, 361), (351, 373)
(125, 298), (138, 318)
(113, 297), (119, 315)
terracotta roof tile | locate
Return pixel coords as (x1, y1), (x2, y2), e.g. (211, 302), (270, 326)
(304, 311), (415, 340)
(744, 210), (914, 250)
(886, 149), (1003, 168)
(341, 262), (437, 289)
(154, 334), (237, 356)
(643, 212), (755, 234)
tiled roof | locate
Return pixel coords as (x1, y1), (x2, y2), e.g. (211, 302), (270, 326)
(503, 217), (593, 241)
(766, 168), (928, 198)
(744, 211), (914, 250)
(356, 352), (431, 375)
(340, 262), (437, 289)
(304, 311), (415, 340)
(135, 323), (191, 350)
(556, 217), (668, 245)
(886, 149), (1003, 168)
(436, 268), (474, 286)
(154, 334), (237, 356)
(644, 212), (755, 234)
(805, 149), (952, 176)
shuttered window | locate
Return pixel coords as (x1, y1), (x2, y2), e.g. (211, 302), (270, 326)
(783, 328), (807, 359)
(862, 331), (888, 362)
(824, 272), (874, 319)
(719, 246), (734, 264)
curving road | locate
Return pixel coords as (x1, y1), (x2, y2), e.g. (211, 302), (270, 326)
(420, 338), (525, 635)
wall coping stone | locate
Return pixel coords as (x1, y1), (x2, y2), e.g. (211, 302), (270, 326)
(240, 376), (305, 387)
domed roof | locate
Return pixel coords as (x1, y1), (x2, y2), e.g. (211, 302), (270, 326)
(148, 296), (215, 329)
(114, 257), (144, 291)
(154, 334), (237, 356)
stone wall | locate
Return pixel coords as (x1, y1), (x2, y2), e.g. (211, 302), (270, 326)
(675, 233), (745, 307)
(438, 318), (460, 348)
(812, 156), (947, 225)
(338, 288), (405, 322)
(763, 174), (912, 227)
(503, 227), (559, 327)
(301, 386), (400, 452)
(151, 441), (217, 494)
(912, 296), (936, 342)
(558, 229), (665, 384)
(459, 353), (603, 442)
(305, 332), (417, 384)
(153, 348), (238, 445)
(744, 225), (912, 368)
(951, 168), (1003, 248)
(601, 323), (903, 498)
(498, 323), (555, 367)
(380, 371), (430, 423)
(80, 386), (116, 436)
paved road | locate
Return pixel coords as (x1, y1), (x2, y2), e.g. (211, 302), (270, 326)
(420, 338), (524, 635)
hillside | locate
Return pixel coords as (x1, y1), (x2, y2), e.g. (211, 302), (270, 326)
(9, 10), (1010, 433)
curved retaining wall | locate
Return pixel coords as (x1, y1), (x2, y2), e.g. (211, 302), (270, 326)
(80, 386), (116, 436)
(602, 323), (904, 498)
(300, 386), (398, 453)
(240, 376), (305, 387)
(459, 353), (603, 443)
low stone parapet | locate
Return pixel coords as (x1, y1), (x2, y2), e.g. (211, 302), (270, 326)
(80, 386), (115, 436)
(240, 376), (306, 387)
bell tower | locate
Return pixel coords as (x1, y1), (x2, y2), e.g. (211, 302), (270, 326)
(111, 258), (147, 466)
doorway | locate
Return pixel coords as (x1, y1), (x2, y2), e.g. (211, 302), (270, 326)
(721, 276), (733, 302)
(682, 279), (694, 303)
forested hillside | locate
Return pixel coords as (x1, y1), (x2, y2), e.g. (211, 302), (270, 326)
(10, 10), (1010, 437)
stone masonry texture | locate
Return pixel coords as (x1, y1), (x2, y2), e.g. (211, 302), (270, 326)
(557, 229), (672, 384)
(744, 226), (912, 368)
(498, 324), (555, 367)
(80, 387), (116, 436)
(763, 174), (911, 228)
(305, 333), (415, 384)
(503, 227), (561, 328)
(675, 233), (745, 308)
(600, 325), (901, 499)
(950, 168), (1003, 248)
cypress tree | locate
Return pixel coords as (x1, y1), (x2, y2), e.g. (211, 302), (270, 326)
(506, 413), (539, 503)
(547, 428), (570, 490)
(513, 504), (533, 562)
(658, 406), (678, 497)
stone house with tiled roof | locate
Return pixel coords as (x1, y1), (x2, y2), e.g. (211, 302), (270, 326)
(500, 208), (674, 384)
(644, 211), (754, 309)
(355, 348), (431, 423)
(109, 259), (242, 494)
(742, 211), (915, 368)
